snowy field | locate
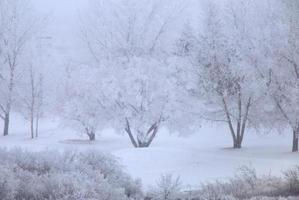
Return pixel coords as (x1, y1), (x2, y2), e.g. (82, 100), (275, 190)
(0, 115), (298, 189)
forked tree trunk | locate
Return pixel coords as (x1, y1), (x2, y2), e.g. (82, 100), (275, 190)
(125, 118), (160, 148)
(3, 113), (9, 136)
(292, 128), (299, 152)
(222, 95), (251, 149)
(137, 139), (148, 148)
(233, 136), (242, 149)
(87, 131), (96, 141)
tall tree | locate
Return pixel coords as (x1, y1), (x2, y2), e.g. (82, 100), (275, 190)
(266, 0), (299, 152)
(176, 0), (266, 148)
(18, 64), (44, 139)
(0, 0), (40, 136)
(79, 0), (185, 147)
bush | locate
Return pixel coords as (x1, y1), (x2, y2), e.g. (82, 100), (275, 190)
(150, 166), (299, 200)
(146, 174), (182, 200)
(2, 149), (299, 200)
(0, 148), (142, 200)
(180, 166), (286, 200)
(282, 166), (299, 196)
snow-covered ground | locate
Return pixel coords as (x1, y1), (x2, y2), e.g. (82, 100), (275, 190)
(0, 115), (298, 189)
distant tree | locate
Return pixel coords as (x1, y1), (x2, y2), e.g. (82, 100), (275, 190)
(0, 0), (41, 136)
(60, 63), (118, 141)
(18, 64), (44, 139)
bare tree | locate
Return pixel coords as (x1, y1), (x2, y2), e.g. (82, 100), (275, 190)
(20, 65), (43, 139)
(0, 0), (40, 136)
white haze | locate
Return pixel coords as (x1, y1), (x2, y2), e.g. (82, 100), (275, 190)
(0, 0), (298, 197)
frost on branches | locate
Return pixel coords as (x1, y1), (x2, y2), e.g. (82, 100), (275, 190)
(176, 0), (276, 149)
(0, 0), (41, 136)
(0, 149), (143, 200)
(62, 0), (185, 147)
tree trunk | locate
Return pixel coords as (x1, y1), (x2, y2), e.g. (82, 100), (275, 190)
(222, 96), (238, 149)
(125, 118), (138, 148)
(125, 118), (161, 148)
(30, 116), (34, 139)
(292, 128), (299, 152)
(30, 108), (34, 139)
(145, 124), (159, 147)
(137, 140), (148, 148)
(87, 131), (96, 141)
(3, 113), (9, 136)
(35, 115), (39, 138)
(233, 136), (242, 149)
(137, 122), (160, 148)
(236, 90), (242, 148)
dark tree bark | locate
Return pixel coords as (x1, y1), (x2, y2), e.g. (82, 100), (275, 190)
(125, 118), (138, 148)
(144, 123), (159, 147)
(275, 98), (299, 153)
(35, 115), (39, 138)
(3, 113), (9, 136)
(87, 131), (96, 141)
(222, 96), (237, 146)
(292, 128), (299, 152)
(125, 118), (160, 148)
(233, 137), (242, 149)
(3, 63), (15, 137)
(30, 114), (34, 139)
(77, 119), (97, 141)
(222, 94), (251, 149)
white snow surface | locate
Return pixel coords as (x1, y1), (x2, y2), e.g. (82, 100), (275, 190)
(0, 114), (298, 189)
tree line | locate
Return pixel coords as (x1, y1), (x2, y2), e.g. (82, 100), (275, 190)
(0, 0), (299, 152)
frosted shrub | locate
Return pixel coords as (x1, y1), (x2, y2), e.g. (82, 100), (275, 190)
(223, 166), (259, 199)
(282, 166), (299, 196)
(177, 166), (294, 200)
(0, 149), (142, 200)
(248, 197), (293, 200)
(147, 174), (182, 200)
(0, 167), (16, 200)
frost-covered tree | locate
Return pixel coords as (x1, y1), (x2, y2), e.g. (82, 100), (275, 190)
(79, 0), (185, 147)
(18, 64), (44, 139)
(177, 1), (267, 148)
(266, 0), (299, 152)
(60, 66), (107, 141)
(16, 36), (48, 139)
(0, 0), (41, 136)
(105, 57), (175, 148)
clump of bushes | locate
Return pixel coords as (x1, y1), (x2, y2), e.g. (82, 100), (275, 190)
(2, 149), (299, 200)
(189, 166), (299, 200)
(147, 166), (299, 200)
(0, 148), (142, 200)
